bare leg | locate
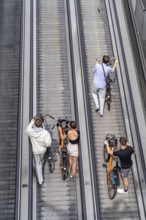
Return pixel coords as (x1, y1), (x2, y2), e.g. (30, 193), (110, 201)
(123, 178), (129, 191)
(69, 155), (73, 173)
(72, 156), (78, 176)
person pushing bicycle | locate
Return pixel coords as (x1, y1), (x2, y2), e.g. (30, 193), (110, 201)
(26, 116), (52, 185)
(92, 55), (118, 117)
(104, 137), (135, 194)
(57, 120), (80, 178)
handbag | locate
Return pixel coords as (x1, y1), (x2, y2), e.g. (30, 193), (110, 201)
(101, 64), (111, 83)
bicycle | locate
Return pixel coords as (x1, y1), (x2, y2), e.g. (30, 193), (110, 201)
(105, 57), (117, 111)
(57, 117), (70, 180)
(103, 134), (121, 199)
(34, 113), (55, 173)
(105, 76), (112, 111)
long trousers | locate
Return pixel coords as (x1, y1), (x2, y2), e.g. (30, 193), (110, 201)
(92, 85), (106, 115)
(33, 153), (45, 184)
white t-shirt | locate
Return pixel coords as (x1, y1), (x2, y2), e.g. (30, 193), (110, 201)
(92, 63), (114, 88)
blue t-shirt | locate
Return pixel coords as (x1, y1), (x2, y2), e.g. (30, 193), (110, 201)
(92, 63), (114, 88)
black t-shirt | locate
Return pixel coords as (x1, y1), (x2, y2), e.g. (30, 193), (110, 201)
(113, 146), (134, 169)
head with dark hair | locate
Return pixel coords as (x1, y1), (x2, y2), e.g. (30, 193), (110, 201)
(70, 121), (77, 129)
(102, 55), (110, 64)
(34, 117), (43, 128)
(119, 137), (127, 146)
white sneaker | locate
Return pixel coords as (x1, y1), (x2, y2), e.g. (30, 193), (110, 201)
(117, 189), (128, 194)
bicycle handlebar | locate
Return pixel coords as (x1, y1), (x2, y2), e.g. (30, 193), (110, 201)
(43, 114), (55, 120)
(35, 113), (55, 120)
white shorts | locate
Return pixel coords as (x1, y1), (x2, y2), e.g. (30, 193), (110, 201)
(67, 142), (79, 157)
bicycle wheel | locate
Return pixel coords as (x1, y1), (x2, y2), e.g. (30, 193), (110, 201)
(108, 184), (117, 200)
(62, 169), (68, 180)
(108, 102), (110, 111)
(49, 161), (54, 173)
(103, 144), (110, 162)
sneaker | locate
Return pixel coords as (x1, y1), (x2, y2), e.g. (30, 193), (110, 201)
(117, 189), (128, 194)
(39, 182), (43, 186)
(69, 173), (73, 178)
(95, 108), (100, 112)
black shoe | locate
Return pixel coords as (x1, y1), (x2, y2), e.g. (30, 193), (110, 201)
(95, 108), (100, 112)
(100, 114), (103, 117)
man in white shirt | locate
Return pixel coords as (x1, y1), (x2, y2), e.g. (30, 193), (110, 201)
(92, 55), (118, 117)
(26, 117), (52, 185)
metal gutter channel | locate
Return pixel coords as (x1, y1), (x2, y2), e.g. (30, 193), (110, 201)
(75, 0), (101, 219)
(65, 0), (83, 219)
(35, 0), (81, 219)
(105, 0), (146, 218)
(15, 0), (32, 219)
(15, 0), (23, 219)
(32, 0), (37, 219)
(67, 0), (99, 219)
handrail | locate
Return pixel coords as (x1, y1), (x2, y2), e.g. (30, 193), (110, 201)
(139, 0), (146, 11)
(128, 0), (146, 102)
(15, 0), (24, 219)
(67, 0), (101, 219)
(105, 0), (146, 218)
(66, 1), (85, 219)
(28, 0), (34, 219)
(74, 0), (101, 219)
(15, 0), (33, 219)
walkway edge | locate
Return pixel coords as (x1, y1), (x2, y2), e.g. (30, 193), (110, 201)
(68, 0), (100, 219)
(105, 0), (146, 218)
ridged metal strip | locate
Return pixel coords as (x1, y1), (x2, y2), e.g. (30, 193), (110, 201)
(0, 0), (21, 219)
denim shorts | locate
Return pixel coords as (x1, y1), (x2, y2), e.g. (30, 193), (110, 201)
(121, 167), (131, 178)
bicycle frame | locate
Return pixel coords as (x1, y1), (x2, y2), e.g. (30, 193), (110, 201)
(107, 153), (113, 186)
(57, 118), (69, 180)
(105, 82), (111, 111)
(35, 113), (55, 173)
(103, 134), (119, 199)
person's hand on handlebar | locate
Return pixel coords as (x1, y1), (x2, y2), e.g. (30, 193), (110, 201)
(104, 140), (114, 155)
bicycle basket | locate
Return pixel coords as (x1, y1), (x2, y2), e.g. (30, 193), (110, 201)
(106, 134), (117, 146)
(57, 118), (69, 129)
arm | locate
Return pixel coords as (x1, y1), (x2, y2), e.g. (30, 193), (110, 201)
(127, 142), (136, 154)
(104, 140), (114, 155)
(58, 126), (67, 140)
(92, 67), (96, 73)
(112, 59), (118, 71)
(44, 131), (52, 147)
(26, 119), (34, 136)
(92, 62), (98, 73)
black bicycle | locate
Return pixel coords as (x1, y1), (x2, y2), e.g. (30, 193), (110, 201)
(35, 113), (55, 173)
(104, 57), (117, 111)
(105, 76), (112, 111)
(57, 117), (70, 180)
